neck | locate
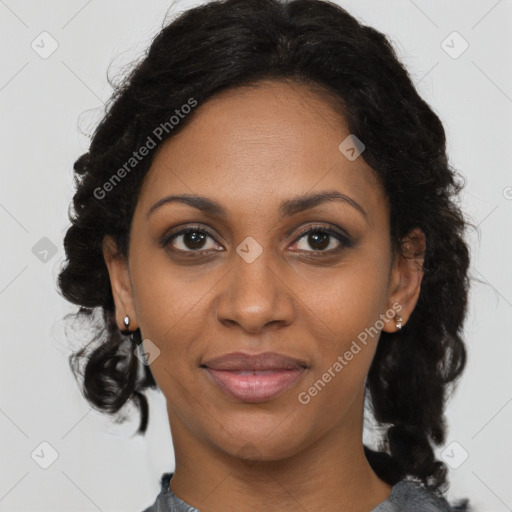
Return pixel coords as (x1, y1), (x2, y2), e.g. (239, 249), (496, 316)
(167, 396), (392, 511)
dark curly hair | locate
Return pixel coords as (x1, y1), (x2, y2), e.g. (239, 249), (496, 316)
(57, 0), (471, 505)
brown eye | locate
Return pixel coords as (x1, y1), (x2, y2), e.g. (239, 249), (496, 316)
(306, 231), (330, 250)
(291, 225), (353, 254)
(162, 226), (222, 253)
(181, 230), (208, 250)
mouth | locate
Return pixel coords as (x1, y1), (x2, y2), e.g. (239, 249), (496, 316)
(200, 352), (308, 402)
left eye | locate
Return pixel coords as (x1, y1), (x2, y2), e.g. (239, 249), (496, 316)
(292, 227), (348, 253)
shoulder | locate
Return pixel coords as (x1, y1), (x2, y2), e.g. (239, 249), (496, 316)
(140, 472), (175, 512)
(370, 479), (471, 512)
(141, 473), (471, 512)
(141, 472), (202, 512)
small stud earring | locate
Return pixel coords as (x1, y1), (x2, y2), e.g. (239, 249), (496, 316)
(395, 314), (403, 331)
(123, 315), (130, 329)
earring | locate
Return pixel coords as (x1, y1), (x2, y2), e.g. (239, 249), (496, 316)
(130, 327), (142, 345)
(123, 315), (130, 330)
(395, 314), (403, 331)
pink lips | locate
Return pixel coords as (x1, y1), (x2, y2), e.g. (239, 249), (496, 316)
(201, 351), (307, 402)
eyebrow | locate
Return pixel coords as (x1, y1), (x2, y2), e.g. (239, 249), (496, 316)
(146, 190), (367, 220)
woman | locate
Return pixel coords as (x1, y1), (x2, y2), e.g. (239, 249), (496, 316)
(58, 0), (472, 510)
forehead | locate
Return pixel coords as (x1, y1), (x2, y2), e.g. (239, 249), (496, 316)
(136, 80), (386, 221)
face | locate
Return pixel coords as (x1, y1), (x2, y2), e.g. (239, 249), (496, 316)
(104, 80), (424, 462)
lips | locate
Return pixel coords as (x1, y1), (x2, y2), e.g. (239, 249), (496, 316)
(201, 352), (308, 402)
(201, 351), (307, 371)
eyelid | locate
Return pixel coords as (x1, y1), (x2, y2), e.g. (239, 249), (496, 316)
(292, 223), (351, 243)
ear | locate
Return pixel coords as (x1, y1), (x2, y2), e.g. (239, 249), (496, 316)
(102, 235), (138, 332)
(382, 227), (426, 333)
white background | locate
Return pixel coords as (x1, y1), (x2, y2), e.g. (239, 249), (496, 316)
(1, 1), (511, 510)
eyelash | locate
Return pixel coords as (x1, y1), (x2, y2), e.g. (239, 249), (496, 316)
(160, 223), (353, 258)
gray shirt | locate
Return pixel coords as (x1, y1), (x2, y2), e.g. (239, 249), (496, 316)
(142, 472), (467, 511)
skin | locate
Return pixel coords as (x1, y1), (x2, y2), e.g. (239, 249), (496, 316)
(103, 80), (425, 511)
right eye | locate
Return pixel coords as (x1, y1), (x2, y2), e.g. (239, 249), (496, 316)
(161, 226), (224, 255)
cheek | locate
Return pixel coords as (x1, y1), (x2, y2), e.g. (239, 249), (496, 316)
(130, 228), (210, 314)
(129, 267), (213, 406)
(293, 252), (390, 391)
(127, 246), (219, 370)
(300, 251), (390, 341)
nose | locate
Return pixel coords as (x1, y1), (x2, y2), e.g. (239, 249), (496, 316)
(215, 245), (295, 334)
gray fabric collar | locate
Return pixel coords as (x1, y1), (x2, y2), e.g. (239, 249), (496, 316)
(142, 472), (454, 512)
